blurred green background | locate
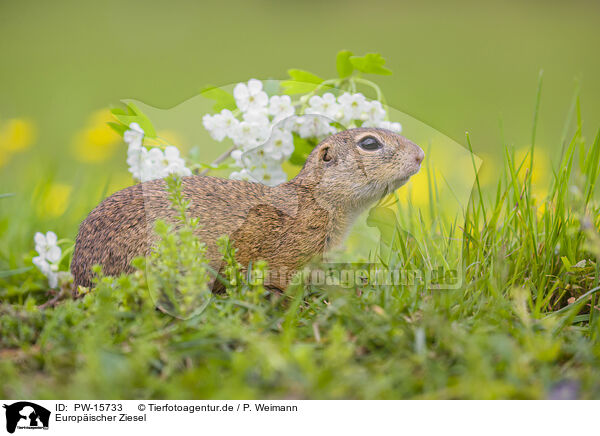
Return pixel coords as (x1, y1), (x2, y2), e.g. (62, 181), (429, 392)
(1, 0), (599, 263)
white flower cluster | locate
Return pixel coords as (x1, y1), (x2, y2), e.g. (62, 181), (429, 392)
(124, 123), (191, 182)
(32, 231), (61, 288)
(202, 79), (401, 186)
(202, 80), (295, 186)
(306, 92), (401, 133)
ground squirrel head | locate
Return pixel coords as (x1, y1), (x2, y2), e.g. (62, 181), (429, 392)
(293, 127), (424, 209)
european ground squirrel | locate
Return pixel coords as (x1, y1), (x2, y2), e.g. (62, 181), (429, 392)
(71, 128), (424, 291)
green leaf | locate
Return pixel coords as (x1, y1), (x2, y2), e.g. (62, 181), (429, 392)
(201, 86), (237, 112)
(288, 135), (315, 165)
(281, 69), (324, 94)
(0, 266), (32, 278)
(110, 108), (126, 116)
(288, 151), (305, 166)
(107, 122), (128, 136)
(280, 81), (317, 95)
(336, 50), (354, 78)
(287, 69), (323, 84)
(349, 53), (392, 75)
(110, 102), (157, 138)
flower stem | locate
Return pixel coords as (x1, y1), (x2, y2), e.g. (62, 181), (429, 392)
(299, 78), (342, 113)
(352, 77), (385, 105)
(198, 145), (237, 175)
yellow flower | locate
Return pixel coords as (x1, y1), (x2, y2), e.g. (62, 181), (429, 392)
(536, 201), (548, 219)
(516, 147), (550, 203)
(0, 118), (36, 167)
(36, 183), (73, 218)
(515, 147), (550, 186)
(395, 166), (441, 207)
(0, 118), (36, 152)
(72, 109), (120, 163)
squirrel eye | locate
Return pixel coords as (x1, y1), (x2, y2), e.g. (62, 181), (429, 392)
(321, 146), (332, 162)
(358, 136), (382, 151)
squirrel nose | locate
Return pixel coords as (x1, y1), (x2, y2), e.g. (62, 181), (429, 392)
(414, 147), (425, 165)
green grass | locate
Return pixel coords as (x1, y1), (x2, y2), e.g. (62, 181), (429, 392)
(1, 99), (599, 399)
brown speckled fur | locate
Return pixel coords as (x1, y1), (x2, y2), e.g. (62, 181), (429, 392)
(71, 128), (424, 292)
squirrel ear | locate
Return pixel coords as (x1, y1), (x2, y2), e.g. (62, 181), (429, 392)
(320, 146), (333, 163)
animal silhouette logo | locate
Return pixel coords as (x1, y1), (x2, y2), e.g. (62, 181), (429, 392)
(2, 402), (50, 434)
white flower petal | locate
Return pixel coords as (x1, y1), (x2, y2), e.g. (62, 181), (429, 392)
(46, 245), (62, 263)
(34, 232), (45, 247)
(247, 79), (263, 94)
(129, 122), (144, 133)
(33, 256), (51, 275)
(47, 272), (58, 288)
(164, 146), (180, 160)
(45, 231), (57, 246)
(233, 83), (248, 100)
